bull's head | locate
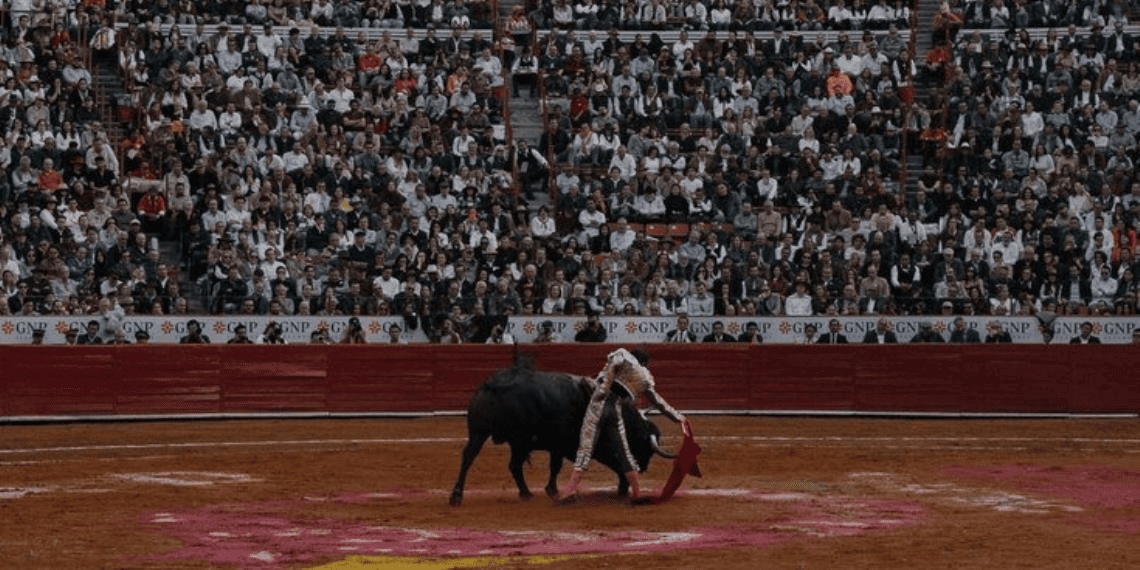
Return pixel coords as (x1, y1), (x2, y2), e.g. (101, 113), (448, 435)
(625, 408), (676, 473)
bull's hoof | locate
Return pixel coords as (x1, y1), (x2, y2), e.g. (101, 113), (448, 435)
(519, 489), (534, 501)
(544, 484), (558, 499)
(448, 491), (463, 507)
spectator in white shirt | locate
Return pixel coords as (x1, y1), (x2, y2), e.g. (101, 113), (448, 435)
(578, 198), (607, 242)
(784, 280), (813, 316)
(609, 217), (637, 252)
(188, 99), (218, 132)
(609, 145), (637, 180)
(755, 168), (778, 202)
(255, 24), (281, 59)
(225, 195), (252, 232)
(468, 218), (499, 253)
(685, 282), (715, 316)
(325, 77), (355, 113)
(530, 206), (556, 238)
(372, 265), (401, 300)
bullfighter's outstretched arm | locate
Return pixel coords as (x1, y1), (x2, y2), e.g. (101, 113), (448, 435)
(644, 388), (685, 423)
(606, 348), (685, 423)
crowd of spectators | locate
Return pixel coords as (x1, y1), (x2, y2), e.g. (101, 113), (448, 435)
(527, 24), (921, 320)
(528, 0), (914, 32)
(920, 20), (1140, 319)
(0, 1), (557, 345)
(2, 0), (1140, 345)
(523, 13), (1140, 329)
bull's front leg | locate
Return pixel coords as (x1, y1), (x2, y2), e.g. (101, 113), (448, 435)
(508, 445), (534, 501)
(545, 453), (563, 499)
(450, 434), (488, 507)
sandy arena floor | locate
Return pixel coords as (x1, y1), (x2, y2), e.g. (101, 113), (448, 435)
(1, 416), (1139, 569)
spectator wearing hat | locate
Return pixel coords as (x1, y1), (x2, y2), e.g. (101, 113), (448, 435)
(63, 326), (79, 345)
(134, 330), (150, 344)
(30, 328), (45, 345)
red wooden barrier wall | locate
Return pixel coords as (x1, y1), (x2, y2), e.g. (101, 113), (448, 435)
(1, 346), (1137, 417)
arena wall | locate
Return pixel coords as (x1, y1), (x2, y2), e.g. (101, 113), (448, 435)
(2, 345), (1137, 418)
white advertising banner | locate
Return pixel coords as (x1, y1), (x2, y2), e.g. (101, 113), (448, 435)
(2, 316), (1138, 345)
(505, 316), (1140, 344)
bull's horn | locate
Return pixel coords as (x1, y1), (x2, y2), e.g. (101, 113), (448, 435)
(650, 434), (676, 459)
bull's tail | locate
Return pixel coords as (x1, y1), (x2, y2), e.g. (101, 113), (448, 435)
(511, 350), (536, 372)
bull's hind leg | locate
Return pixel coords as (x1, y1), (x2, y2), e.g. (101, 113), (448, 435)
(542, 453), (560, 499)
(616, 472), (630, 496)
(449, 434), (488, 506)
(508, 445), (534, 501)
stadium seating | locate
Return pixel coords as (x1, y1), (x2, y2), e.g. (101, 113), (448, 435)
(0, 0), (1137, 344)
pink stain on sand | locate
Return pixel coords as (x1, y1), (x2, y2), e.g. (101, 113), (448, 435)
(940, 464), (1140, 532)
(133, 489), (925, 568)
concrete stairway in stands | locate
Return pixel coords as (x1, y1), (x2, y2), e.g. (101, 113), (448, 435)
(912, 0), (942, 64)
(498, 0), (545, 146)
(91, 58), (127, 149)
(902, 0), (945, 199)
(509, 94), (544, 144)
(90, 58), (201, 310)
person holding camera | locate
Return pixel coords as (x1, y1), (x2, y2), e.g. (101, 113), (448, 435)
(258, 321), (287, 344)
(310, 327), (332, 344)
(485, 316), (516, 344)
(340, 316), (367, 344)
(574, 312), (607, 342)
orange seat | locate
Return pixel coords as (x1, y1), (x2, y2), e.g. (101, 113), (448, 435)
(646, 223), (667, 237)
(668, 223), (690, 238)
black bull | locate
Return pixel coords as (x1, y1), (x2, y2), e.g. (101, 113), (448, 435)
(449, 362), (673, 506)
